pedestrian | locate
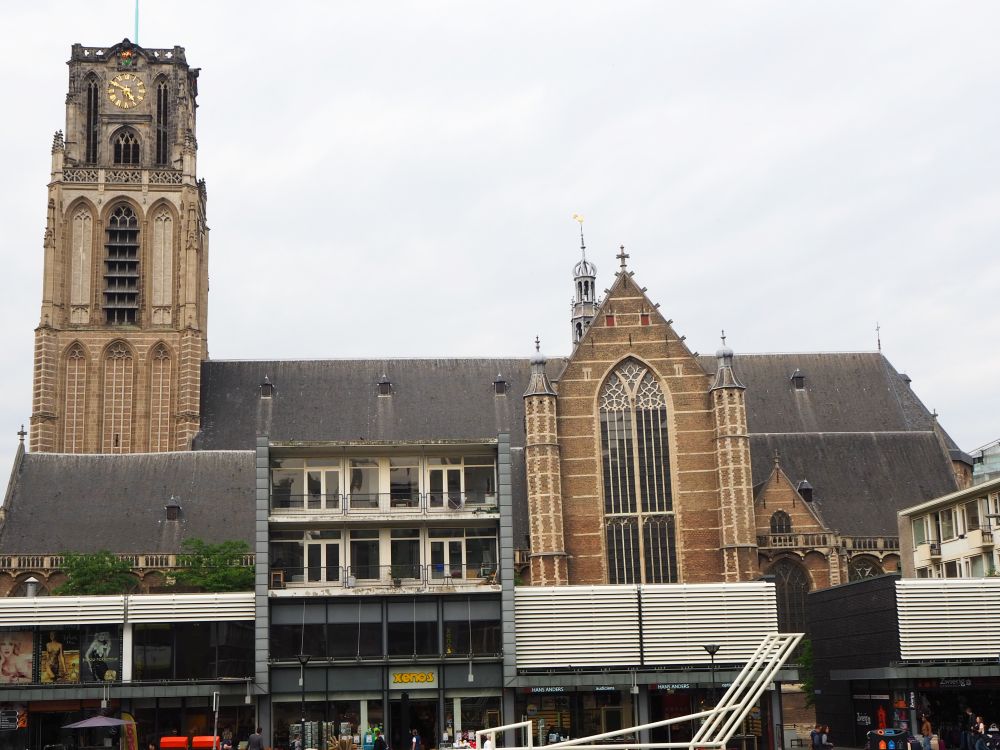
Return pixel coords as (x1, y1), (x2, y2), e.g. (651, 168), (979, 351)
(811, 725), (823, 750)
(822, 725), (834, 749)
(411, 729), (422, 750)
(293, 735), (303, 750)
(963, 709), (977, 750)
(483, 734), (495, 750)
(973, 717), (987, 750)
(922, 715), (934, 750)
(247, 727), (265, 750)
(373, 731), (387, 750)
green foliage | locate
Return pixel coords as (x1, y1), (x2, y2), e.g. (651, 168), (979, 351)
(174, 538), (254, 592)
(798, 636), (816, 708)
(56, 550), (135, 595)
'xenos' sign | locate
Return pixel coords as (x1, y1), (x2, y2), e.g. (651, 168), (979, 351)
(392, 671), (436, 685)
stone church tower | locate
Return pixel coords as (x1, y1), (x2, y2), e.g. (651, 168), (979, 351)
(31, 39), (208, 454)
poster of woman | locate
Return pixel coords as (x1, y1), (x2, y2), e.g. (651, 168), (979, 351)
(0, 632), (33, 684)
(40, 629), (80, 684)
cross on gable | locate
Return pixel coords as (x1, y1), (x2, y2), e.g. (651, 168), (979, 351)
(17, 425), (26, 442)
(616, 245), (629, 270)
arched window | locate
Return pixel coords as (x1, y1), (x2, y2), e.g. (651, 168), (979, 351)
(848, 556), (883, 582)
(84, 75), (99, 163)
(102, 342), (134, 453)
(69, 207), (93, 323)
(770, 510), (792, 534)
(150, 208), (173, 323)
(770, 558), (811, 634)
(104, 205), (140, 324)
(148, 344), (172, 452)
(599, 358), (676, 583)
(63, 344), (87, 453)
(155, 79), (170, 165)
(113, 130), (140, 165)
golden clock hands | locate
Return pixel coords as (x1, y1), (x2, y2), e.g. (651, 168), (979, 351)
(109, 80), (128, 91)
(124, 87), (136, 102)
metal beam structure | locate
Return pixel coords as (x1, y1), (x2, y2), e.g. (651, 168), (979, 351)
(478, 632), (803, 750)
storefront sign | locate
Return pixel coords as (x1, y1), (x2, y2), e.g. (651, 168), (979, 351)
(594, 686), (617, 692)
(939, 678), (972, 688)
(527, 687), (566, 693)
(652, 684), (691, 690)
(391, 670), (437, 685)
(0, 711), (19, 731)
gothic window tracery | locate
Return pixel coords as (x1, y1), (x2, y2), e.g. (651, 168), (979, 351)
(770, 510), (792, 535)
(770, 557), (810, 634)
(102, 342), (134, 453)
(63, 344), (87, 453)
(84, 75), (99, 163)
(599, 358), (676, 583)
(112, 129), (140, 165)
(848, 555), (883, 582)
(150, 208), (173, 322)
(69, 207), (93, 323)
(149, 344), (172, 451)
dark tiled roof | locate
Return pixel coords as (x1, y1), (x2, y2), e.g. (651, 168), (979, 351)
(0, 451), (255, 554)
(749, 432), (957, 536)
(698, 352), (944, 436)
(197, 358), (566, 449)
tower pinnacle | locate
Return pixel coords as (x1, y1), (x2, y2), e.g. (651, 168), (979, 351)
(570, 215), (597, 346)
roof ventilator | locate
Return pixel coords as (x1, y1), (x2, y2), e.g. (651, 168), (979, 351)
(377, 374), (392, 396)
(797, 479), (813, 502)
(790, 369), (806, 390)
(260, 376), (274, 399)
(165, 495), (181, 521)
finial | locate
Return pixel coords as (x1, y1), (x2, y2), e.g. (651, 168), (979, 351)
(17, 425), (26, 443)
(720, 329), (727, 347)
(534, 336), (541, 353)
(876, 321), (881, 352)
(773, 449), (780, 467)
(572, 213), (586, 255)
(616, 245), (630, 270)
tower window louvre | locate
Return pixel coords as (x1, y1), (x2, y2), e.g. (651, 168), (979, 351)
(640, 312), (650, 326)
(85, 76), (99, 164)
(113, 130), (140, 165)
(605, 314), (615, 327)
(155, 81), (169, 165)
(103, 205), (140, 324)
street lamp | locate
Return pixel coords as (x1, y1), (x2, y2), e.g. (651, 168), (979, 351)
(298, 653), (311, 746)
(703, 644), (721, 705)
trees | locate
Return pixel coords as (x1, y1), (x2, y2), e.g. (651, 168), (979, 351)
(56, 550), (136, 595)
(174, 538), (254, 592)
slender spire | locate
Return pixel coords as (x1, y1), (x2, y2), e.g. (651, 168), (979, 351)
(572, 213), (586, 257)
(525, 337), (556, 397)
(720, 329), (727, 347)
(876, 321), (881, 352)
(534, 335), (540, 353)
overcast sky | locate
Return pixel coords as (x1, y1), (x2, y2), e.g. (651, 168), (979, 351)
(1, 1), (998, 477)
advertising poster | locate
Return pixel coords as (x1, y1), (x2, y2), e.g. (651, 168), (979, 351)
(81, 627), (119, 682)
(40, 629), (80, 684)
(0, 632), (33, 684)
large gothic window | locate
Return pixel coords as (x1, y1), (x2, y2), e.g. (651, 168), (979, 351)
(102, 342), (134, 453)
(770, 557), (811, 634)
(63, 344), (87, 453)
(104, 204), (140, 324)
(69, 207), (93, 324)
(113, 130), (140, 165)
(150, 208), (173, 323)
(84, 75), (99, 164)
(148, 344), (172, 452)
(155, 79), (170, 165)
(770, 510), (792, 534)
(599, 359), (677, 583)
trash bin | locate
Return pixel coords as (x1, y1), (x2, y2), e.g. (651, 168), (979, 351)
(161, 737), (190, 750)
(192, 737), (220, 750)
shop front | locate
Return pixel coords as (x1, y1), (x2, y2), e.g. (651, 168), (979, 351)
(270, 664), (502, 750)
(513, 686), (639, 745)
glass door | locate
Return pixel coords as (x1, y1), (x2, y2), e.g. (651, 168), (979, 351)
(429, 467), (462, 509)
(306, 541), (340, 583)
(431, 540), (464, 579)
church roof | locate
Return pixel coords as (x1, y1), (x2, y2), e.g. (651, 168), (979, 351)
(197, 358), (561, 449)
(0, 451), (255, 554)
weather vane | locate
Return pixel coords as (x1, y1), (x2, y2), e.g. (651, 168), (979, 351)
(572, 213), (586, 252)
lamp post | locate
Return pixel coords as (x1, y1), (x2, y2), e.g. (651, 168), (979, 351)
(703, 644), (721, 705)
(298, 653), (311, 747)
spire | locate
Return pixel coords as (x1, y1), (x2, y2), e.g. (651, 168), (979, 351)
(710, 329), (745, 391)
(524, 337), (557, 397)
(570, 215), (597, 345)
(616, 245), (630, 271)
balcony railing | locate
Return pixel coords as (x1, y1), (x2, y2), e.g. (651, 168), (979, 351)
(0, 553), (255, 572)
(756, 533), (834, 549)
(270, 563), (499, 589)
(270, 492), (499, 515)
(843, 536), (900, 551)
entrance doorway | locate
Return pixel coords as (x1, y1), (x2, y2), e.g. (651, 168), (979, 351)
(390, 698), (437, 750)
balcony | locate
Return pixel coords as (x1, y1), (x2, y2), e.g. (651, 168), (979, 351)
(269, 563), (499, 592)
(843, 536), (900, 552)
(965, 527), (995, 549)
(269, 492), (499, 518)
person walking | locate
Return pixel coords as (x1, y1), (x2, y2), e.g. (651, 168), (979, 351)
(247, 728), (265, 750)
(922, 715), (934, 750)
(411, 729), (421, 750)
(373, 731), (387, 750)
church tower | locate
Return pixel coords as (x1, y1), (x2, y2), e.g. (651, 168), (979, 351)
(31, 39), (208, 454)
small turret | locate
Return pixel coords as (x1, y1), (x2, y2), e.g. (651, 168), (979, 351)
(570, 214), (597, 345)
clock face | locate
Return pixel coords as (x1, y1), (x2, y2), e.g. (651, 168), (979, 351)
(107, 72), (146, 110)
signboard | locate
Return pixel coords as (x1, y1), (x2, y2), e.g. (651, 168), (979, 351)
(391, 668), (437, 686)
(0, 711), (19, 731)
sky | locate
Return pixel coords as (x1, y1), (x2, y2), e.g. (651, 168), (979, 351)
(0, 1), (998, 478)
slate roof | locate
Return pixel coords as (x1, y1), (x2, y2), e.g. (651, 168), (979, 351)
(0, 451), (255, 554)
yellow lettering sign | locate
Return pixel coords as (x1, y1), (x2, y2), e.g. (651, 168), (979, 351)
(391, 671), (435, 684)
